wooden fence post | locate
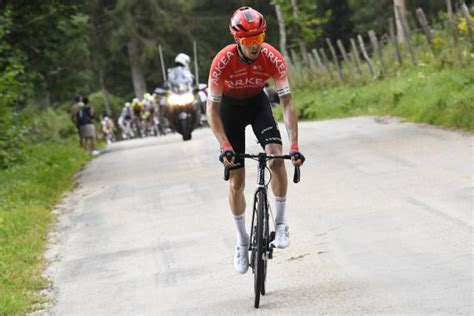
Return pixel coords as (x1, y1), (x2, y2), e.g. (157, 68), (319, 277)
(312, 48), (330, 77)
(446, 0), (460, 49)
(357, 34), (377, 77)
(461, 2), (474, 47)
(350, 38), (364, 77)
(306, 52), (317, 74)
(326, 38), (344, 82)
(416, 8), (435, 55)
(389, 17), (403, 67)
(318, 48), (335, 80)
(396, 5), (418, 66)
(368, 30), (387, 76)
(337, 39), (356, 79)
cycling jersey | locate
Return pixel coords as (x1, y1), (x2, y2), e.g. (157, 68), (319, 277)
(207, 43), (290, 102)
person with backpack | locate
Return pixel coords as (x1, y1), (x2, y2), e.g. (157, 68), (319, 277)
(70, 96), (84, 147)
(77, 96), (99, 155)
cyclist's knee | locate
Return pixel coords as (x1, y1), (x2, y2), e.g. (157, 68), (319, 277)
(265, 143), (282, 155)
(229, 169), (245, 193)
(269, 158), (285, 171)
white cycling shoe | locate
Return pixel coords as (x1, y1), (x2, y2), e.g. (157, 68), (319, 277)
(234, 244), (249, 274)
(271, 224), (290, 249)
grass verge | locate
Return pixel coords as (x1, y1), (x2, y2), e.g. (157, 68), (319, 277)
(277, 66), (474, 132)
(0, 140), (91, 315)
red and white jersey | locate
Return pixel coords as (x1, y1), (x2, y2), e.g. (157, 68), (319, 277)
(207, 43), (291, 102)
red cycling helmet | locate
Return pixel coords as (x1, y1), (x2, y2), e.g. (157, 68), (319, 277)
(229, 6), (266, 39)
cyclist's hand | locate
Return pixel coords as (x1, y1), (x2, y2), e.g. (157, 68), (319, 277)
(290, 144), (305, 166)
(219, 142), (236, 166)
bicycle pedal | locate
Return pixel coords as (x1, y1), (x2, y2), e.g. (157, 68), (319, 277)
(269, 231), (275, 242)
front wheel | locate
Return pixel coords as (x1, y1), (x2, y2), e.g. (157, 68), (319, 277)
(253, 191), (265, 308)
(180, 119), (192, 141)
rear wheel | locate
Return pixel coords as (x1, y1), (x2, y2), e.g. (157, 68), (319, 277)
(253, 191), (265, 308)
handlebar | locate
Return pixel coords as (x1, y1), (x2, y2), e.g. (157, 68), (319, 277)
(223, 153), (301, 183)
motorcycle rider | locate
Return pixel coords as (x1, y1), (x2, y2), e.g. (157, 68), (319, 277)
(165, 53), (195, 89)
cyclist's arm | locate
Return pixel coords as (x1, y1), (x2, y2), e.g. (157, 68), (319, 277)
(206, 99), (230, 147)
(280, 94), (298, 146)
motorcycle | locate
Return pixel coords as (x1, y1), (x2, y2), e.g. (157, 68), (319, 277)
(155, 81), (205, 141)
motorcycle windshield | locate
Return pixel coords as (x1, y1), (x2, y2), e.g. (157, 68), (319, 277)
(168, 67), (194, 94)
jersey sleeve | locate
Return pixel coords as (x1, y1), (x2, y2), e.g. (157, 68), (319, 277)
(207, 52), (225, 103)
(269, 48), (291, 97)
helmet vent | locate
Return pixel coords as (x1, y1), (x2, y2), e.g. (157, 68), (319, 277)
(243, 10), (254, 23)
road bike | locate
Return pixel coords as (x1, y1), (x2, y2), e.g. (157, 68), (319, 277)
(224, 153), (301, 308)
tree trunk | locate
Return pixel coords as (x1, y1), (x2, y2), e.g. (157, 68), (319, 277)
(394, 0), (406, 43)
(99, 69), (112, 116)
(274, 4), (289, 61)
(290, 0), (309, 65)
(127, 37), (147, 99)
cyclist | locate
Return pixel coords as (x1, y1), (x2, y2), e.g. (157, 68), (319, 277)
(206, 6), (305, 274)
(118, 102), (134, 139)
(131, 97), (144, 137)
(101, 113), (115, 144)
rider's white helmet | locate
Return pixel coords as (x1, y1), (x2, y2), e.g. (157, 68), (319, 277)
(175, 53), (191, 68)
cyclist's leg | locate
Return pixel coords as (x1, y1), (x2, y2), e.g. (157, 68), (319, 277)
(252, 92), (290, 248)
(220, 97), (248, 217)
(220, 97), (251, 256)
(251, 91), (287, 197)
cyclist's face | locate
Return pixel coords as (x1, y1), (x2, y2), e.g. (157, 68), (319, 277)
(239, 41), (262, 60)
(238, 33), (265, 60)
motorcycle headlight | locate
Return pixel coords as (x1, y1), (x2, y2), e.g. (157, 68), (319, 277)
(167, 93), (195, 106)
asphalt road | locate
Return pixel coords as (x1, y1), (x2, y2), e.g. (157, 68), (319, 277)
(42, 116), (472, 315)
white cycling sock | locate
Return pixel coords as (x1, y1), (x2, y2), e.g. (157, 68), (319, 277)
(275, 196), (287, 225)
(233, 214), (249, 246)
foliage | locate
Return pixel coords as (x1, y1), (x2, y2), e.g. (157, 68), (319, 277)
(272, 0), (327, 50)
(1, 1), (91, 106)
(88, 90), (125, 120)
(0, 141), (91, 315)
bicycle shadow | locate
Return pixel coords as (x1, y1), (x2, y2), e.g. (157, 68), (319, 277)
(165, 281), (357, 314)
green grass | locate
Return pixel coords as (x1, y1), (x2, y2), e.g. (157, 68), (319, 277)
(0, 140), (91, 315)
(277, 66), (474, 132)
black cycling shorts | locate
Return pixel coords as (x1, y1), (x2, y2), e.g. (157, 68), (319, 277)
(220, 91), (282, 170)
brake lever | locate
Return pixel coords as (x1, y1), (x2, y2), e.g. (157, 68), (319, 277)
(224, 167), (230, 181)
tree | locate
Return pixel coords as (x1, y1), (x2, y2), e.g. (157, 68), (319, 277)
(319, 0), (354, 46)
(0, 1), (91, 106)
(274, 4), (289, 60)
(272, 0), (326, 63)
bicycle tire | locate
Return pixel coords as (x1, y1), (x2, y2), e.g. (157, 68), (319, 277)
(261, 200), (269, 296)
(254, 190), (265, 308)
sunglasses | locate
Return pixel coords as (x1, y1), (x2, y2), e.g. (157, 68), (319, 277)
(240, 33), (265, 46)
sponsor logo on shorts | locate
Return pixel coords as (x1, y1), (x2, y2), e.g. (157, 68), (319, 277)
(265, 137), (282, 142)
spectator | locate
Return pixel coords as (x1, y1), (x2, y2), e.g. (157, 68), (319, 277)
(76, 96), (99, 155)
(71, 96), (84, 147)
